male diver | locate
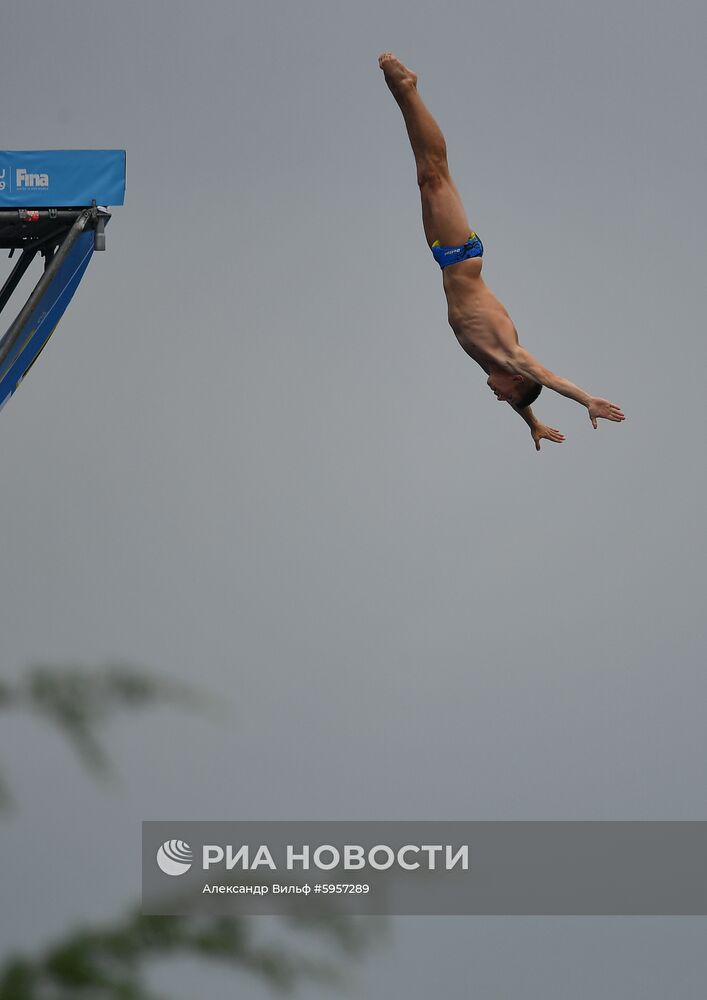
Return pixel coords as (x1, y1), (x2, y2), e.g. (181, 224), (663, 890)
(379, 53), (625, 450)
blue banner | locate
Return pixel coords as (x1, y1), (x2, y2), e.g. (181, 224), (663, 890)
(0, 150), (125, 207)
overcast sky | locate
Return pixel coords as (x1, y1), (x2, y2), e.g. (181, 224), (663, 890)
(1, 0), (706, 996)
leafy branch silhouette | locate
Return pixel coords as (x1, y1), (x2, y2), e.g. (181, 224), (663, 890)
(0, 663), (376, 997)
(0, 909), (373, 999)
(0, 663), (215, 806)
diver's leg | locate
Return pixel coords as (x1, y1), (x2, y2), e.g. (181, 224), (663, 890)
(379, 52), (471, 247)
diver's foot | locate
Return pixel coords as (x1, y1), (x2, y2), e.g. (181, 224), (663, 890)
(378, 52), (418, 94)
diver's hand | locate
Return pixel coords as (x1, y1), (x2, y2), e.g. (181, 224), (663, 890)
(587, 397), (625, 428)
(531, 423), (565, 451)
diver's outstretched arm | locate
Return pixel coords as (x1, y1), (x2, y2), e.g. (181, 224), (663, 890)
(512, 404), (566, 451)
(508, 348), (625, 428)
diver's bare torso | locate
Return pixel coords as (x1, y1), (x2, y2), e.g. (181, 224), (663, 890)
(441, 258), (519, 374)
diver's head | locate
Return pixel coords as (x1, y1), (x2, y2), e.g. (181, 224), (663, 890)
(486, 370), (542, 409)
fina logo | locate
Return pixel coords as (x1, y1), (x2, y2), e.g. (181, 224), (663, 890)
(156, 839), (193, 876)
(0, 169), (5, 191)
(16, 167), (50, 190)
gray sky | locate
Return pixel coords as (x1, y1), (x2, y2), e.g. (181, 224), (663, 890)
(1, 0), (706, 996)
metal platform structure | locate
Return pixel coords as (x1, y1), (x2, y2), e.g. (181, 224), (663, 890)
(0, 150), (126, 411)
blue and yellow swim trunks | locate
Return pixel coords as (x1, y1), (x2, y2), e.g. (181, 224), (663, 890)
(431, 231), (484, 269)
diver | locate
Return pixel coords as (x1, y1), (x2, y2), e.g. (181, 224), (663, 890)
(378, 53), (625, 450)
